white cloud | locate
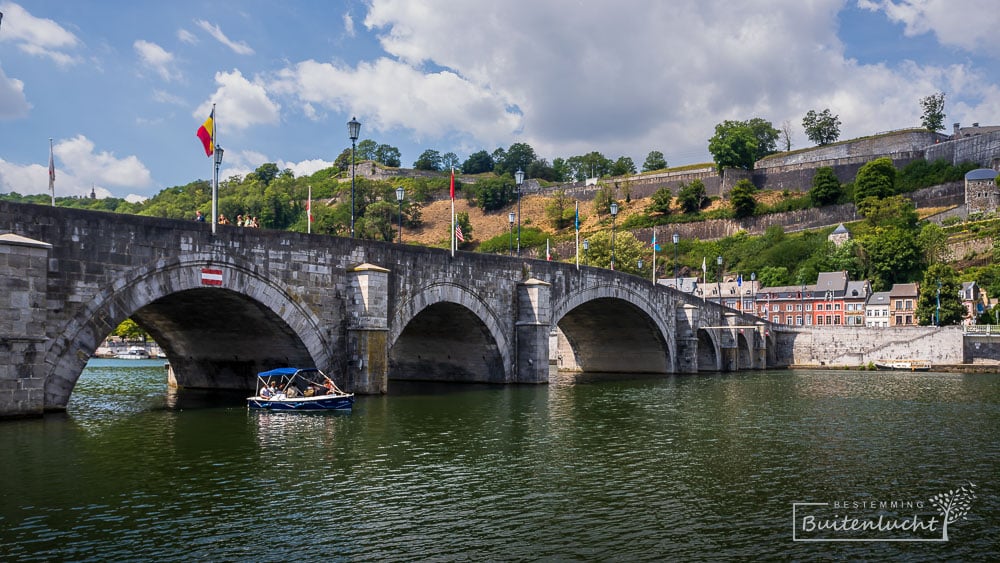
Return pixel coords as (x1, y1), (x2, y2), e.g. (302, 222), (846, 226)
(194, 19), (255, 55)
(196, 69), (281, 131)
(0, 65), (31, 119)
(177, 28), (198, 45)
(0, 2), (82, 66)
(860, 0), (1000, 58)
(343, 11), (355, 37)
(134, 40), (181, 82)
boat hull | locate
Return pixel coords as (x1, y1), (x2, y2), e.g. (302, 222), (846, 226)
(874, 361), (931, 371)
(247, 394), (354, 411)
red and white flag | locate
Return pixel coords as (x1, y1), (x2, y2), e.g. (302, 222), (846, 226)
(48, 138), (55, 206)
(201, 268), (223, 286)
(455, 224), (465, 242)
(449, 167), (455, 200)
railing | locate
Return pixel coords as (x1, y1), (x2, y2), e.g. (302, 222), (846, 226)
(965, 325), (1000, 335)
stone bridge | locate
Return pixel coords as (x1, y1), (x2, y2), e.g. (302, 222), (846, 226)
(0, 201), (780, 418)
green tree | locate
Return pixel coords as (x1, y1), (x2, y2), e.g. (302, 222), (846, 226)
(642, 151), (667, 172)
(917, 223), (948, 265)
(364, 199), (397, 241)
(249, 162), (280, 186)
(495, 142), (536, 177)
(861, 227), (923, 291)
(854, 157), (897, 203)
(469, 176), (513, 212)
(809, 166), (842, 206)
(356, 139), (378, 161)
(442, 152), (460, 171)
(544, 189), (574, 229)
(527, 158), (559, 182)
(708, 119), (758, 172)
(592, 183), (616, 218)
(610, 156), (637, 177)
(375, 143), (401, 167)
(917, 264), (964, 325)
(858, 194), (917, 230)
(802, 109), (842, 145)
(456, 211), (473, 246)
(413, 149), (443, 171)
(676, 179), (707, 213)
(114, 318), (147, 341)
(461, 150), (494, 174)
(920, 92), (946, 132)
(566, 151), (613, 181)
(577, 229), (646, 273)
(647, 186), (673, 215)
(756, 265), (790, 287)
(746, 117), (780, 161)
(729, 179), (758, 218)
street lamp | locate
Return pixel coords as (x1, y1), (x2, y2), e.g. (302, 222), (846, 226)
(936, 279), (942, 326)
(212, 145), (224, 235)
(716, 255), (723, 306)
(508, 211), (515, 256)
(672, 232), (680, 280)
(638, 258), (644, 275)
(395, 186), (405, 243)
(751, 272), (757, 314)
(347, 116), (361, 238)
(583, 238), (589, 266)
(610, 202), (619, 270)
(515, 168), (524, 256)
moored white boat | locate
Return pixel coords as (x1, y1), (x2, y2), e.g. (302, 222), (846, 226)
(115, 346), (151, 360)
(874, 359), (931, 371)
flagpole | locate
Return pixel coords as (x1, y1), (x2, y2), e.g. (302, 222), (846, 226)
(652, 228), (657, 283)
(307, 184), (312, 234)
(450, 167), (456, 258)
(575, 201), (580, 270)
(48, 138), (55, 206)
(210, 103), (217, 235)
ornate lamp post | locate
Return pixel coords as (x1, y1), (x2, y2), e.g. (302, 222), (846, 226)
(212, 145), (224, 235)
(347, 116), (361, 238)
(751, 271), (757, 314)
(717, 255), (723, 306)
(395, 186), (405, 243)
(583, 238), (589, 266)
(672, 232), (680, 281)
(610, 202), (619, 270)
(515, 168), (524, 256)
(508, 211), (515, 256)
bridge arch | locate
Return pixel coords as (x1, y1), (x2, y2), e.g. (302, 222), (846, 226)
(550, 284), (676, 374)
(390, 281), (512, 383)
(44, 254), (333, 411)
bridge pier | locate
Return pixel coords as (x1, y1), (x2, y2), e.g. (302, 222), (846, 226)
(0, 234), (52, 417)
(675, 304), (700, 373)
(346, 263), (390, 394)
(515, 278), (551, 383)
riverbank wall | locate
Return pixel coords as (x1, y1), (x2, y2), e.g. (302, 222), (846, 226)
(776, 326), (966, 368)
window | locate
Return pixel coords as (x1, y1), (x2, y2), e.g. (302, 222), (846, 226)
(796, 304), (803, 311)
(806, 304), (812, 311)
(834, 304), (841, 311)
(905, 300), (913, 310)
(817, 316), (824, 325)
(786, 305), (793, 312)
(834, 316), (841, 325)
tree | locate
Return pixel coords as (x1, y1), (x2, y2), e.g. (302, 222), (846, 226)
(413, 149), (442, 171)
(676, 179), (707, 214)
(576, 229), (646, 274)
(356, 139), (378, 161)
(461, 150), (494, 174)
(375, 144), (401, 167)
(920, 92), (946, 132)
(861, 226), (923, 291)
(809, 166), (842, 206)
(917, 263), (964, 325)
(708, 119), (758, 172)
(495, 142), (536, 177)
(642, 151), (667, 172)
(854, 157), (897, 203)
(544, 189), (575, 229)
(468, 176), (513, 212)
(780, 120), (794, 151)
(113, 318), (147, 341)
(566, 151), (613, 181)
(745, 117), (780, 161)
(917, 223), (948, 265)
(647, 186), (673, 215)
(858, 195), (918, 230)
(610, 156), (637, 177)
(802, 109), (841, 145)
(527, 159), (559, 182)
(455, 211), (473, 245)
(441, 152), (460, 171)
(249, 163), (280, 186)
(729, 179), (758, 218)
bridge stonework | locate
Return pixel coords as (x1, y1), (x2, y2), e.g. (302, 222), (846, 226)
(0, 202), (771, 418)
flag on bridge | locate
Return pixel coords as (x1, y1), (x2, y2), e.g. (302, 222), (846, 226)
(574, 201), (580, 269)
(197, 107), (215, 157)
(546, 238), (551, 261)
(737, 273), (743, 287)
(455, 223), (465, 242)
(701, 256), (707, 282)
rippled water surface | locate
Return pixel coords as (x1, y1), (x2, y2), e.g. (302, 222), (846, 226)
(1, 361), (998, 561)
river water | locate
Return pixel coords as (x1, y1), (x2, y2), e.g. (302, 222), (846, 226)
(0, 360), (997, 561)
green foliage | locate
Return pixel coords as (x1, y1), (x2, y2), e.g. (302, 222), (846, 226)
(854, 157), (897, 203)
(527, 158), (560, 182)
(566, 151), (614, 181)
(917, 264), (964, 325)
(494, 143), (536, 177)
(920, 92), (946, 132)
(374, 143), (402, 167)
(114, 318), (147, 340)
(756, 265), (791, 287)
(642, 151), (668, 172)
(708, 119), (758, 172)
(544, 190), (575, 230)
(809, 166), (843, 206)
(461, 150), (494, 174)
(745, 118), (781, 161)
(468, 176), (514, 212)
(610, 156), (637, 177)
(897, 158), (977, 193)
(592, 183), (615, 218)
(676, 179), (708, 214)
(579, 230), (647, 274)
(802, 109), (842, 145)
(647, 186), (673, 215)
(860, 226), (924, 291)
(413, 149), (443, 171)
(917, 222), (948, 265)
(858, 195), (918, 230)
(456, 211), (472, 246)
(729, 179), (758, 218)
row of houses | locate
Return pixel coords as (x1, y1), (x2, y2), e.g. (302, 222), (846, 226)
(660, 271), (986, 327)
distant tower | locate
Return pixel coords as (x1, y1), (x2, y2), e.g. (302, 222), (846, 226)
(828, 224), (850, 247)
(90, 185), (96, 199)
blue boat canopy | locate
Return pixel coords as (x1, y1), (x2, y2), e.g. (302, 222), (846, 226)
(257, 367), (318, 378)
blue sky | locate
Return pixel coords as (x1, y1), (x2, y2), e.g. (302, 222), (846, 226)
(2, 0), (999, 201)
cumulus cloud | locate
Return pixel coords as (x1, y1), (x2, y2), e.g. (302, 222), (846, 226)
(860, 0), (1000, 58)
(0, 135), (151, 198)
(194, 19), (255, 55)
(134, 40), (181, 82)
(195, 69), (281, 131)
(177, 28), (198, 45)
(0, 65), (31, 119)
(0, 2), (82, 66)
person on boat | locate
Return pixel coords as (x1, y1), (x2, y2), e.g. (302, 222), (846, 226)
(323, 377), (338, 395)
(260, 382), (274, 399)
(284, 384), (300, 398)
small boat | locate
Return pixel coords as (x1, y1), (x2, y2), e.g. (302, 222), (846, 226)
(115, 346), (151, 360)
(247, 367), (354, 411)
(874, 359), (931, 371)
